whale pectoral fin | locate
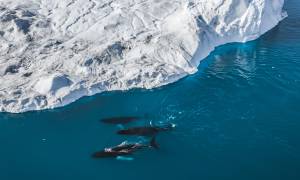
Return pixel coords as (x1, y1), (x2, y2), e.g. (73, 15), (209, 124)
(116, 156), (134, 161)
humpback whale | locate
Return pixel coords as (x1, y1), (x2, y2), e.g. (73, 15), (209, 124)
(117, 123), (176, 136)
(92, 142), (144, 158)
(92, 137), (158, 159)
(92, 149), (132, 158)
(100, 116), (139, 125)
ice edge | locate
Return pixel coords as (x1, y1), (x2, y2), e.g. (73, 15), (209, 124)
(0, 0), (286, 113)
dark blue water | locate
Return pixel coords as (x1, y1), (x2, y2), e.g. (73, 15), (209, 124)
(1, 1), (300, 179)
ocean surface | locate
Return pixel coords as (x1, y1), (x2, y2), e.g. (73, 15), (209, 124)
(1, 1), (300, 179)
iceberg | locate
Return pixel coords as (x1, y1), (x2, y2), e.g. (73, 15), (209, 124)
(0, 0), (287, 113)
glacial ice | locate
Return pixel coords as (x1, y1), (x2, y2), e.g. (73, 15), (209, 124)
(0, 0), (287, 113)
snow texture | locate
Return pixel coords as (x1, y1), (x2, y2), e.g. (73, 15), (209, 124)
(0, 0), (286, 113)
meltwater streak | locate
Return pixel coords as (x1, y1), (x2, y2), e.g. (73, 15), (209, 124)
(0, 0), (300, 180)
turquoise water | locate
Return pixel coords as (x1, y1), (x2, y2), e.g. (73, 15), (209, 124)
(1, 1), (300, 179)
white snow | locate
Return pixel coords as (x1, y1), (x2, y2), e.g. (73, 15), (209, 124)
(33, 73), (72, 95)
(0, 0), (287, 113)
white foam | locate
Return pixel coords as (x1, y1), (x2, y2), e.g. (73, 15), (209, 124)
(0, 0), (286, 113)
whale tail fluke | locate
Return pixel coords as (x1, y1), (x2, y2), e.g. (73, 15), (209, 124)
(150, 136), (159, 149)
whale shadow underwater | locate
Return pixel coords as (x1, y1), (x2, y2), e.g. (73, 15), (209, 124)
(100, 116), (140, 125)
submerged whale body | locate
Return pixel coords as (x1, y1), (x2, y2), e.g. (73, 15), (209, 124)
(117, 123), (175, 136)
(100, 116), (139, 124)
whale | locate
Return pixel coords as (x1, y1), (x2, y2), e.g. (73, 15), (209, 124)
(117, 123), (176, 136)
(92, 149), (132, 158)
(92, 143), (144, 158)
(92, 137), (158, 159)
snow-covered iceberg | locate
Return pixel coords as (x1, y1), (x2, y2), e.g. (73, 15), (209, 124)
(0, 0), (287, 113)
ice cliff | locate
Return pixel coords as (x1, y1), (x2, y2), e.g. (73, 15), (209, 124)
(0, 0), (287, 113)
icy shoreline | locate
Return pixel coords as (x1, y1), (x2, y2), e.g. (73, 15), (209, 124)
(0, 0), (286, 113)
